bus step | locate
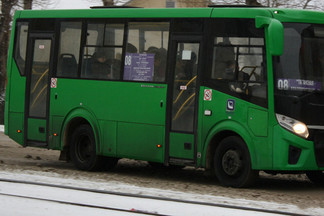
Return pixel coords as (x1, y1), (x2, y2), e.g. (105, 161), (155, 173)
(169, 158), (194, 166)
(26, 141), (48, 148)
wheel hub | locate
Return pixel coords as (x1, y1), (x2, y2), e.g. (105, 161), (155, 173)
(222, 149), (242, 176)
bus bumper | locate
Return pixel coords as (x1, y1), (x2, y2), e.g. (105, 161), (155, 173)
(273, 125), (324, 171)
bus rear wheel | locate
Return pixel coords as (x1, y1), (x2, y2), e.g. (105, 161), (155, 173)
(70, 124), (102, 171)
(306, 171), (324, 186)
(214, 136), (258, 188)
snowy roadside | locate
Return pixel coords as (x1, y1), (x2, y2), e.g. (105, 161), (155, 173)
(0, 178), (278, 216)
(1, 125), (323, 215)
(0, 170), (323, 216)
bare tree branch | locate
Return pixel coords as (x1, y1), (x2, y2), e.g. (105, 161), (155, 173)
(24, 0), (32, 9)
(211, 0), (322, 9)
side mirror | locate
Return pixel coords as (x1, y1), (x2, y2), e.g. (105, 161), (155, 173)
(255, 16), (284, 56)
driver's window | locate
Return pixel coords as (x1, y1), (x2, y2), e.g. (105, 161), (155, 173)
(211, 36), (266, 101)
(212, 37), (264, 81)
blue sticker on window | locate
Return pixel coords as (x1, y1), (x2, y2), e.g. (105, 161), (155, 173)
(227, 99), (235, 112)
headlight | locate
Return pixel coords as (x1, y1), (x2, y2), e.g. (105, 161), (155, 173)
(276, 114), (309, 139)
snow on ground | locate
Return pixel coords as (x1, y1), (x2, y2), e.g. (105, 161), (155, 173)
(0, 170), (323, 216)
(0, 178), (277, 216)
(0, 125), (323, 215)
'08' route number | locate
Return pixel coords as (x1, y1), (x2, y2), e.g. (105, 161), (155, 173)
(277, 79), (289, 90)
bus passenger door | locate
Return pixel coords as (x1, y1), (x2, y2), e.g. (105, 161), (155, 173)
(167, 37), (201, 164)
(25, 34), (54, 146)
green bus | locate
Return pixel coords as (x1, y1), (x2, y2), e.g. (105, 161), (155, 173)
(5, 6), (324, 187)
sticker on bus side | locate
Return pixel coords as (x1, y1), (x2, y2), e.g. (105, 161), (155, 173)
(51, 78), (57, 88)
(226, 99), (235, 112)
(204, 89), (212, 101)
(180, 85), (187, 90)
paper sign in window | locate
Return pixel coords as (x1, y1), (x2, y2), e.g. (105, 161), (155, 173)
(124, 53), (155, 81)
(182, 50), (192, 60)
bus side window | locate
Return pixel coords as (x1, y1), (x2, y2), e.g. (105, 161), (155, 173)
(212, 42), (236, 80)
(57, 22), (82, 78)
(81, 23), (124, 80)
(146, 47), (167, 82)
(13, 22), (29, 76)
(123, 22), (169, 82)
(57, 53), (78, 77)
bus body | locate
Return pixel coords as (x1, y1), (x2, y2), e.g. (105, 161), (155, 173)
(5, 6), (324, 187)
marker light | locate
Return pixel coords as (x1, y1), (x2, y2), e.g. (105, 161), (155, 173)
(17, 130), (21, 133)
(157, 144), (162, 148)
(276, 114), (309, 138)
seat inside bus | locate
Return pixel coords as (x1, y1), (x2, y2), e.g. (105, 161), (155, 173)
(57, 53), (78, 77)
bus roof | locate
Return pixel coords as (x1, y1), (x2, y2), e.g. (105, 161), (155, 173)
(13, 7), (324, 24)
(15, 8), (214, 19)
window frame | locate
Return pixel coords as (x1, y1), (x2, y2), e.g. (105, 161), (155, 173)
(203, 18), (268, 108)
(80, 20), (126, 80)
(13, 20), (30, 76)
(122, 20), (171, 83)
(56, 20), (83, 79)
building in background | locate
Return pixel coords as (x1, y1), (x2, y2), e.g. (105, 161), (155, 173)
(125, 0), (211, 8)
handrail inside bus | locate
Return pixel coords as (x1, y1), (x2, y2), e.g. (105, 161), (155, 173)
(31, 68), (49, 94)
(173, 75), (197, 104)
(173, 93), (196, 121)
(31, 84), (47, 108)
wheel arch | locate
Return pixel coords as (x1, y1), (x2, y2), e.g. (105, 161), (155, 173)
(60, 107), (101, 155)
(202, 120), (256, 171)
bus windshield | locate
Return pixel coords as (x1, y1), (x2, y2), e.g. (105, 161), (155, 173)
(274, 23), (324, 125)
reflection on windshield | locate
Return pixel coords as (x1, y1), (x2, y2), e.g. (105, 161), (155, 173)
(275, 23), (324, 94)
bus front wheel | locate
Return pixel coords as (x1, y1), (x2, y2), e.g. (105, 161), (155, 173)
(70, 124), (102, 171)
(213, 136), (258, 188)
(306, 171), (324, 186)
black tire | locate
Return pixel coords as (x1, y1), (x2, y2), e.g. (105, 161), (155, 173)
(214, 136), (258, 188)
(70, 124), (102, 171)
(306, 171), (324, 186)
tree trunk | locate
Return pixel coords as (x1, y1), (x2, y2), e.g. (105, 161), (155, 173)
(0, 0), (18, 124)
(24, 0), (33, 9)
(303, 0), (312, 9)
(246, 0), (262, 6)
(102, 0), (114, 6)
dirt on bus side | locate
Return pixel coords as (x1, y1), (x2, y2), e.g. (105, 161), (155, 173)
(0, 132), (323, 210)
